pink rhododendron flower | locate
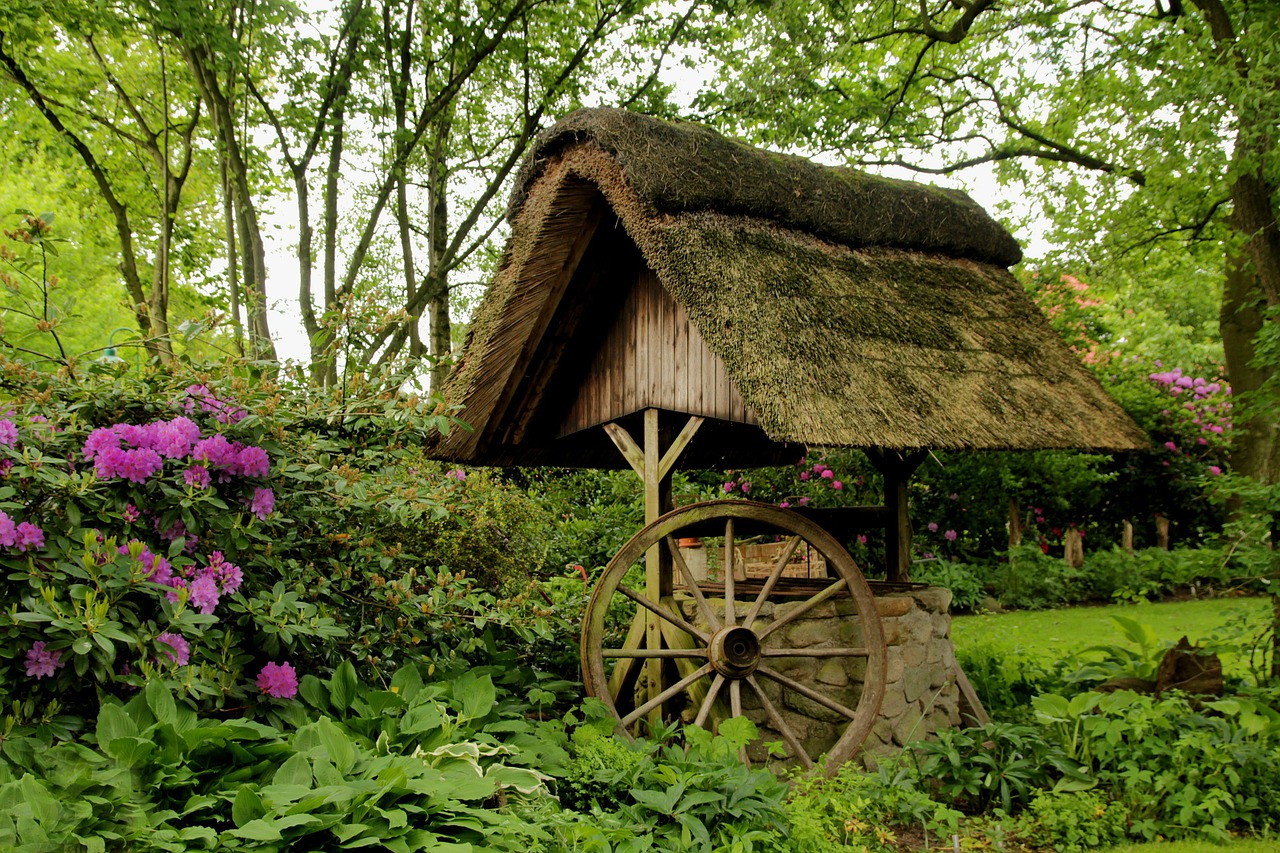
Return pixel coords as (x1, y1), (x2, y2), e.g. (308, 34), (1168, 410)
(256, 662), (299, 699)
(927, 522), (938, 533)
(446, 469), (466, 481)
(1208, 466), (1222, 476)
(249, 487), (275, 520)
(832, 480), (843, 490)
(208, 551), (243, 595)
(188, 573), (220, 614)
(25, 641), (64, 679)
(0, 418), (17, 445)
(944, 529), (958, 541)
(183, 465), (212, 489)
(234, 446), (270, 478)
(156, 632), (190, 666)
(723, 481), (735, 492)
(820, 469), (834, 479)
(799, 471), (810, 481)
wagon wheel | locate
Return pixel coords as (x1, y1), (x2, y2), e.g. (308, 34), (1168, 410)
(581, 499), (886, 773)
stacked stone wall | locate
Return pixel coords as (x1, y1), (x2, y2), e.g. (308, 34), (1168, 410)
(680, 585), (959, 771)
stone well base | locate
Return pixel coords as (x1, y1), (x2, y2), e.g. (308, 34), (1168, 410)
(679, 585), (960, 771)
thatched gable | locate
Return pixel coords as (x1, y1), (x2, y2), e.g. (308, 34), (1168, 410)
(434, 108), (1147, 467)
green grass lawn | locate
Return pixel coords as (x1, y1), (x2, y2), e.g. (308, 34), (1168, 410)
(951, 595), (1271, 675)
(1106, 841), (1276, 853)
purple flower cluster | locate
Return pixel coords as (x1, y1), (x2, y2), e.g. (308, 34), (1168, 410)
(182, 384), (247, 425)
(83, 417), (201, 482)
(0, 417), (17, 446)
(248, 487), (275, 521)
(0, 510), (44, 552)
(81, 415), (273, 519)
(25, 640), (64, 678)
(155, 631), (190, 666)
(256, 661), (299, 699)
(121, 540), (242, 615)
(1149, 366), (1232, 477)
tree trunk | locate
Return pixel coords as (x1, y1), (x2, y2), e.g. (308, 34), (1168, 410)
(426, 110), (452, 393)
(1007, 497), (1022, 548)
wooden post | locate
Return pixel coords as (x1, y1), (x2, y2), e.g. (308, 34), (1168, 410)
(1155, 515), (1170, 550)
(868, 449), (927, 584)
(642, 410), (669, 716)
(1122, 519), (1134, 555)
(1063, 528), (1084, 568)
(603, 410), (703, 718)
(1008, 498), (1022, 548)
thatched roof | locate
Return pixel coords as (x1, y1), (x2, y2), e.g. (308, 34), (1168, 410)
(434, 108), (1147, 467)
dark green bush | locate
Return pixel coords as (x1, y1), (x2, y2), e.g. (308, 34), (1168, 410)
(912, 559), (986, 611)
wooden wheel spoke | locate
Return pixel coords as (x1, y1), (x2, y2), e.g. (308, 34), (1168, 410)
(620, 663), (714, 728)
(761, 647), (869, 658)
(723, 518), (736, 626)
(665, 536), (722, 631)
(693, 673), (726, 729)
(756, 577), (848, 641)
(742, 534), (802, 630)
(728, 679), (749, 766)
(745, 674), (813, 771)
(618, 583), (709, 643)
(603, 648), (707, 659)
(757, 665), (860, 721)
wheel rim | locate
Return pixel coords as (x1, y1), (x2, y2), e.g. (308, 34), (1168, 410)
(581, 499), (887, 773)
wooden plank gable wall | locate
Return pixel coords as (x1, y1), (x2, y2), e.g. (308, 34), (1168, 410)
(558, 266), (757, 438)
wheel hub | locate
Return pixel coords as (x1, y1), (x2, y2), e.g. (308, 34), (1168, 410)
(708, 626), (761, 678)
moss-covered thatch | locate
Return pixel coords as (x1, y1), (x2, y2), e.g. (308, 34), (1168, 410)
(435, 108), (1147, 466)
(510, 108), (1022, 269)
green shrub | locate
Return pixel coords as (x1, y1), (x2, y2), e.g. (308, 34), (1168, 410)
(997, 545), (1087, 610)
(906, 721), (1090, 815)
(0, 663), (562, 851)
(912, 559), (986, 612)
(1032, 689), (1280, 839)
(782, 760), (961, 852)
(955, 645), (1073, 720)
(1023, 789), (1130, 852)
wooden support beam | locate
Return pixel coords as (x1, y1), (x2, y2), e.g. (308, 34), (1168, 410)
(866, 448), (927, 583)
(604, 410), (703, 723)
(604, 422), (645, 478)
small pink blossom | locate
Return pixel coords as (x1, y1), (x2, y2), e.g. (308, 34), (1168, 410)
(184, 465), (211, 489)
(820, 469), (834, 479)
(1208, 465), (1222, 476)
(831, 480), (843, 490)
(944, 529), (958, 541)
(25, 641), (64, 679)
(799, 471), (810, 481)
(249, 487), (275, 520)
(256, 662), (299, 699)
(723, 481), (736, 493)
(156, 632), (190, 666)
(15, 522), (44, 552)
(0, 418), (17, 446)
(927, 522), (938, 533)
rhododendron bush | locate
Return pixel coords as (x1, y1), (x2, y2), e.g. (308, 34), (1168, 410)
(0, 359), (568, 739)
